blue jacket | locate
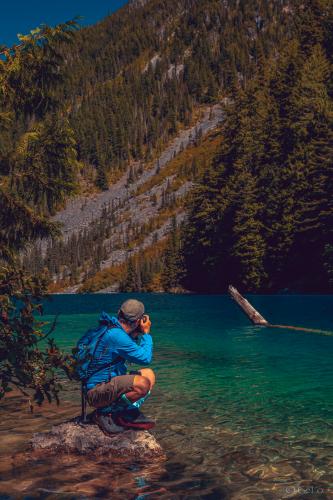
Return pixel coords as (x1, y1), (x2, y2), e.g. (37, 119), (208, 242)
(86, 315), (153, 390)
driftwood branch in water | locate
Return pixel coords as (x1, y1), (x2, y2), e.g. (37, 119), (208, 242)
(228, 285), (268, 326)
(228, 285), (333, 336)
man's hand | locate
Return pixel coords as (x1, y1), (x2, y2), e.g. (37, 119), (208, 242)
(140, 315), (151, 334)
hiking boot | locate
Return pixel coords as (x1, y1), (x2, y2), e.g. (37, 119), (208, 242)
(93, 412), (125, 434)
(116, 409), (156, 430)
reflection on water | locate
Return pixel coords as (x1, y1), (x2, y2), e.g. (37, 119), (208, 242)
(0, 294), (333, 498)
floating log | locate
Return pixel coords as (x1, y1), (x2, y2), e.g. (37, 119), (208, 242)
(228, 285), (333, 336)
(228, 285), (268, 326)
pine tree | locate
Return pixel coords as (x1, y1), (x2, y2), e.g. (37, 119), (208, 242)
(10, 115), (78, 215)
(96, 166), (108, 191)
(122, 258), (139, 292)
(161, 216), (184, 291)
(0, 22), (77, 404)
(288, 44), (333, 288)
(231, 171), (266, 291)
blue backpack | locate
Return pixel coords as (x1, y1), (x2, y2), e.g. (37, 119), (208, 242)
(73, 312), (119, 382)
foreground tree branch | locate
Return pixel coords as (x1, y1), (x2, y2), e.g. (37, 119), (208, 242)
(0, 267), (74, 405)
(0, 22), (78, 406)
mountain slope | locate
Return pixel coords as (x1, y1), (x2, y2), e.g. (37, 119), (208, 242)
(20, 0), (297, 292)
(13, 0), (327, 293)
(62, 0), (295, 187)
(54, 106), (223, 240)
(25, 105), (223, 291)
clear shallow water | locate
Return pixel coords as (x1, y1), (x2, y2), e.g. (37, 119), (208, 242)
(0, 294), (333, 499)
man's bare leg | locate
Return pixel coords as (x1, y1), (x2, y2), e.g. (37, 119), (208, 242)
(138, 368), (156, 389)
(117, 369), (156, 428)
(123, 374), (151, 403)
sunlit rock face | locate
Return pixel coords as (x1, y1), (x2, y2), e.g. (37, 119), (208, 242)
(31, 421), (164, 459)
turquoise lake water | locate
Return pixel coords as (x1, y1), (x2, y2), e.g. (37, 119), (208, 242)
(0, 294), (333, 498)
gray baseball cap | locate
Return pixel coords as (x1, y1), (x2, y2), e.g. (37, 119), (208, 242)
(119, 299), (145, 322)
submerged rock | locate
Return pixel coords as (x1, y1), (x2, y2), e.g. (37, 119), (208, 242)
(245, 462), (299, 481)
(31, 420), (164, 460)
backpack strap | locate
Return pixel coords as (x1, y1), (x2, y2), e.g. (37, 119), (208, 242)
(86, 355), (123, 380)
(84, 323), (124, 384)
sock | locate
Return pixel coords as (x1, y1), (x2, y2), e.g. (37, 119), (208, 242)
(98, 391), (151, 415)
(120, 390), (151, 411)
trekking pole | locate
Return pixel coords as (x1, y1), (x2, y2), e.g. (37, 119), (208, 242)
(81, 382), (88, 423)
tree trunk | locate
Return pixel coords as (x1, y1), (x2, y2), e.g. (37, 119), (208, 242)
(228, 285), (332, 336)
(228, 285), (268, 325)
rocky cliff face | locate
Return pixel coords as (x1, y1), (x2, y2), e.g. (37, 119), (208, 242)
(36, 104), (224, 292)
(54, 106), (223, 243)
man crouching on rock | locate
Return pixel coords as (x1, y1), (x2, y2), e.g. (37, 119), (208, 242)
(85, 299), (155, 434)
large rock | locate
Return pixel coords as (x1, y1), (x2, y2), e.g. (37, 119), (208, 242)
(31, 420), (164, 460)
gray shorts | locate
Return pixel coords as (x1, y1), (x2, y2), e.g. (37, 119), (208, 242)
(87, 374), (136, 409)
